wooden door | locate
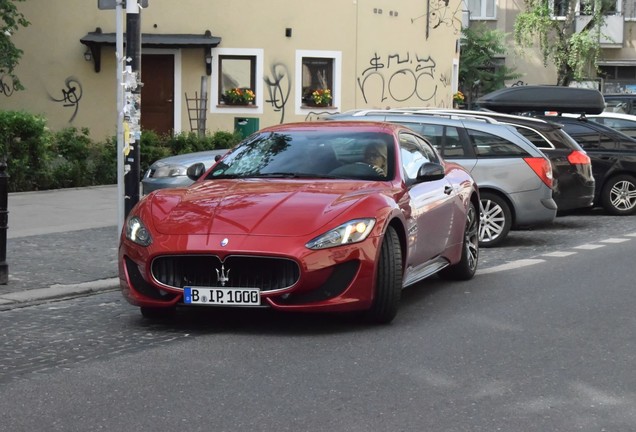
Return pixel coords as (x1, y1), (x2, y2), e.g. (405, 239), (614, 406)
(141, 54), (174, 136)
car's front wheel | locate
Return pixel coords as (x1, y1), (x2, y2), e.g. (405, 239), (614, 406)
(600, 174), (636, 215)
(439, 201), (479, 280)
(366, 226), (403, 324)
(479, 192), (512, 247)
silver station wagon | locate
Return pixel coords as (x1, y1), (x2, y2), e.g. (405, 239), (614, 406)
(326, 110), (557, 247)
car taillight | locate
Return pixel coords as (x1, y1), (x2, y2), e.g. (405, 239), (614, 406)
(567, 150), (591, 165)
(523, 157), (553, 188)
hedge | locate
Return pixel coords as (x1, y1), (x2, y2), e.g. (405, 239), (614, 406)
(0, 110), (241, 192)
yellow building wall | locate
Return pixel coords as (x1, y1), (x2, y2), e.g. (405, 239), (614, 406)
(1, 0), (462, 140)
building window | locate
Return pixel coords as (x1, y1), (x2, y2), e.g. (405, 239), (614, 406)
(578, 0), (618, 15)
(218, 55), (256, 102)
(210, 48), (264, 114)
(466, 0), (496, 20)
(296, 50), (341, 113)
(551, 0), (569, 17)
(302, 57), (334, 106)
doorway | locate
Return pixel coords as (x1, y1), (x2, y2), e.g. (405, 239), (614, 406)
(141, 54), (174, 136)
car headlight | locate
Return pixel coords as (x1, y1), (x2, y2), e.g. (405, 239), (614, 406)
(125, 216), (152, 247)
(152, 164), (187, 178)
(306, 218), (376, 250)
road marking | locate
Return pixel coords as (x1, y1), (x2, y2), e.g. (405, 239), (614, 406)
(542, 251), (577, 257)
(600, 238), (630, 243)
(478, 259), (544, 275)
(627, 232), (636, 237)
(573, 244), (606, 250)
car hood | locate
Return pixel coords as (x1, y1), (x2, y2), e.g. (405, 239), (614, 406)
(150, 149), (228, 170)
(148, 179), (383, 236)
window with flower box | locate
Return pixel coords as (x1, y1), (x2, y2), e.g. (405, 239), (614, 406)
(296, 50), (341, 113)
(210, 48), (264, 114)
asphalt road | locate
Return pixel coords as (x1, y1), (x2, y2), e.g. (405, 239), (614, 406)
(0, 210), (634, 432)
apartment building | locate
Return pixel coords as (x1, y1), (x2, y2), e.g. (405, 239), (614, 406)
(464, 0), (636, 92)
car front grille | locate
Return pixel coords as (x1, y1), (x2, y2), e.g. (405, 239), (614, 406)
(151, 255), (300, 292)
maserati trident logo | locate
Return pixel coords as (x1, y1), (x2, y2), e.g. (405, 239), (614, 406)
(216, 265), (230, 287)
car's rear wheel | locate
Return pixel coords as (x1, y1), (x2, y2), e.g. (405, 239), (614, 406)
(140, 306), (176, 320)
(366, 226), (403, 324)
(600, 174), (636, 215)
(479, 192), (511, 247)
(439, 201), (479, 280)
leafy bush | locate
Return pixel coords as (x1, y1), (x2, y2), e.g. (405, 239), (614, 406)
(0, 110), (242, 192)
(0, 110), (52, 192)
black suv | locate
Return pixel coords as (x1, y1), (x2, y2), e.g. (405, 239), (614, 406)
(421, 109), (596, 212)
(536, 114), (636, 215)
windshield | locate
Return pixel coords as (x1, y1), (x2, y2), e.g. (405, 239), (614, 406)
(206, 130), (395, 180)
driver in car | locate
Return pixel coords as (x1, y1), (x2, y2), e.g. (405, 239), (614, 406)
(363, 141), (388, 176)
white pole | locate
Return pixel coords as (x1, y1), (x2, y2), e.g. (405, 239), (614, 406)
(116, 0), (125, 235)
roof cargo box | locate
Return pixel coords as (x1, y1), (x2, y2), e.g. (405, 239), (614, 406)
(476, 86), (605, 115)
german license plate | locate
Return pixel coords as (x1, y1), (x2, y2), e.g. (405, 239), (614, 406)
(183, 287), (261, 306)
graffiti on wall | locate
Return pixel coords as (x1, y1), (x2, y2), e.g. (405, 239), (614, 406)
(264, 63), (291, 124)
(357, 51), (443, 105)
(411, 0), (462, 39)
(48, 77), (83, 123)
(0, 74), (19, 97)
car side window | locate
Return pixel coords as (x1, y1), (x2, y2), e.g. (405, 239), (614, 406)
(441, 127), (469, 158)
(513, 126), (554, 150)
(561, 123), (611, 150)
(399, 133), (432, 181)
(467, 129), (529, 157)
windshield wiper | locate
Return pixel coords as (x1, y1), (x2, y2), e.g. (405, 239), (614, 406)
(249, 172), (339, 179)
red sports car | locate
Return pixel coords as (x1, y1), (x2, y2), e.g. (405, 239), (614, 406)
(119, 121), (480, 323)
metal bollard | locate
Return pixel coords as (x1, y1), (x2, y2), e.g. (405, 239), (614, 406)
(0, 157), (8, 284)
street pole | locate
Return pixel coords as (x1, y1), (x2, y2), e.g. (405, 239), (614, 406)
(124, 0), (142, 217)
(116, 0), (125, 234)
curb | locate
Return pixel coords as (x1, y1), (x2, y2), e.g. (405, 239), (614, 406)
(0, 278), (119, 309)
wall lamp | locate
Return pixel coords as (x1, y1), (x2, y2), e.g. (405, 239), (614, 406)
(205, 53), (212, 76)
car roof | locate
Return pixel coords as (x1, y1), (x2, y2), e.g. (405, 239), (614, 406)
(327, 109), (546, 156)
(411, 108), (566, 131)
(591, 111), (636, 120)
(258, 120), (408, 135)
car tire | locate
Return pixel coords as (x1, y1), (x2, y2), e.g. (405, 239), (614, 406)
(439, 201), (479, 280)
(600, 174), (636, 215)
(478, 192), (512, 248)
(140, 306), (176, 320)
(366, 226), (403, 324)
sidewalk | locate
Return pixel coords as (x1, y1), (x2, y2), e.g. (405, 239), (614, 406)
(1, 185), (121, 308)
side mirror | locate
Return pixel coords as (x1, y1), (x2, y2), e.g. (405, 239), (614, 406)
(186, 162), (207, 181)
(416, 162), (445, 182)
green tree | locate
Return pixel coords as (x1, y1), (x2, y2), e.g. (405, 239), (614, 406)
(0, 0), (30, 91)
(459, 24), (520, 108)
(514, 0), (608, 86)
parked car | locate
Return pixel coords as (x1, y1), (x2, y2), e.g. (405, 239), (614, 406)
(539, 114), (636, 215)
(327, 110), (557, 247)
(574, 111), (636, 139)
(120, 121), (480, 324)
(141, 149), (229, 194)
(476, 85), (636, 216)
(420, 109), (595, 212)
